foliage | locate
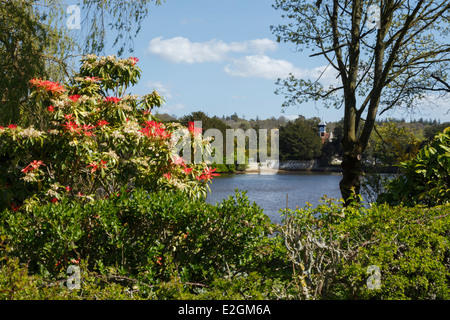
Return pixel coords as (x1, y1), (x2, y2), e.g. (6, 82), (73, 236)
(279, 116), (323, 160)
(0, 0), (164, 127)
(271, 0), (450, 202)
(0, 55), (217, 213)
(0, 0), (74, 126)
(3, 187), (450, 300)
(365, 122), (422, 167)
(0, 188), (281, 291)
(378, 128), (450, 207)
(424, 122), (450, 140)
(78, 0), (165, 56)
(281, 198), (450, 300)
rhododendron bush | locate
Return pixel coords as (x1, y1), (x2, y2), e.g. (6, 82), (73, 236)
(0, 55), (217, 212)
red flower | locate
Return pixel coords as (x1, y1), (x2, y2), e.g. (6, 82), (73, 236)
(188, 122), (202, 136)
(163, 173), (172, 180)
(47, 105), (55, 112)
(65, 186), (72, 192)
(129, 57), (139, 65)
(82, 124), (96, 137)
(183, 167), (193, 174)
(7, 124), (17, 130)
(51, 197), (58, 203)
(87, 160), (107, 173)
(64, 114), (74, 120)
(22, 160), (45, 173)
(82, 124), (96, 131)
(171, 155), (184, 166)
(30, 78), (66, 95)
(139, 121), (171, 139)
(196, 167), (220, 182)
(104, 97), (121, 104)
(30, 160), (45, 169)
(68, 95), (81, 102)
(84, 131), (94, 137)
(21, 166), (33, 174)
(62, 121), (81, 134)
(97, 120), (109, 127)
(87, 162), (99, 173)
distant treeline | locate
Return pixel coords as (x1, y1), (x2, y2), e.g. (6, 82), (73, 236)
(155, 111), (450, 168)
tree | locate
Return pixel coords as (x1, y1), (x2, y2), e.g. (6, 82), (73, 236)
(272, 0), (450, 203)
(77, 0), (165, 56)
(378, 127), (450, 207)
(0, 0), (74, 126)
(0, 0), (164, 126)
(424, 121), (450, 140)
(279, 116), (322, 160)
(365, 121), (422, 166)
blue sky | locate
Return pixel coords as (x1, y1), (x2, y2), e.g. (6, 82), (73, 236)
(82, 0), (450, 123)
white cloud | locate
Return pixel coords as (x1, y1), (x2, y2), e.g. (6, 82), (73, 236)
(147, 36), (342, 83)
(224, 56), (342, 83)
(147, 37), (277, 64)
(224, 55), (305, 80)
(146, 81), (173, 99)
(163, 103), (186, 113)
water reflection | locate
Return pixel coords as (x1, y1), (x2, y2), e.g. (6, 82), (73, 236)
(206, 172), (343, 225)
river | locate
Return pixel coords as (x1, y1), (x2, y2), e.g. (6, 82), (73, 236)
(205, 171), (343, 224)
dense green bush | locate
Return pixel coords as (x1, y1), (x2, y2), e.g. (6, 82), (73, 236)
(335, 204), (450, 299)
(378, 127), (450, 206)
(281, 198), (450, 300)
(3, 190), (450, 300)
(0, 188), (286, 299)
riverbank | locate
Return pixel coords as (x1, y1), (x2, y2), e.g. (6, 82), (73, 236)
(216, 161), (400, 174)
(242, 167), (400, 174)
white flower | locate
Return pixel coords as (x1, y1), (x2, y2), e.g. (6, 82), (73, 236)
(49, 129), (59, 135)
(118, 103), (133, 112)
(52, 99), (65, 108)
(21, 172), (36, 183)
(18, 126), (43, 139)
(46, 189), (58, 197)
(104, 150), (119, 160)
(111, 131), (125, 140)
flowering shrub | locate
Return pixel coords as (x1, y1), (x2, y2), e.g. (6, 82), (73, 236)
(0, 55), (217, 212)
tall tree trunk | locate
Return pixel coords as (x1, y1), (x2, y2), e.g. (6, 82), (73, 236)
(340, 149), (362, 205)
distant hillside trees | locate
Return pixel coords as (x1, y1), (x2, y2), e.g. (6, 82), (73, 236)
(278, 116), (322, 160)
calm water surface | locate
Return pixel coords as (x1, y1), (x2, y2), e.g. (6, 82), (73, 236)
(206, 172), (343, 224)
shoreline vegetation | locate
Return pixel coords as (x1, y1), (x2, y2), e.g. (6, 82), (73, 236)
(1, 52), (449, 301)
(223, 164), (400, 174)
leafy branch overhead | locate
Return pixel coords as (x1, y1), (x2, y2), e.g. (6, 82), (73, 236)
(79, 0), (165, 56)
(0, 0), (164, 126)
(271, 0), (450, 202)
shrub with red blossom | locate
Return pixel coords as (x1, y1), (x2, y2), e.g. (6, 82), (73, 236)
(0, 55), (217, 212)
